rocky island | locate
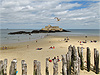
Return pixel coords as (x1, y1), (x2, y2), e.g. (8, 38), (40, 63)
(8, 25), (71, 34)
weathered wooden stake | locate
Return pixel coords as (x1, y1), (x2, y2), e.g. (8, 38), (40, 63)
(46, 58), (49, 75)
(74, 50), (78, 61)
(68, 45), (72, 53)
(63, 64), (67, 75)
(80, 47), (84, 70)
(71, 46), (75, 67)
(73, 46), (76, 61)
(78, 57), (80, 75)
(77, 47), (80, 57)
(0, 60), (3, 75)
(22, 60), (27, 75)
(3, 59), (7, 75)
(34, 60), (37, 75)
(66, 52), (71, 75)
(9, 59), (17, 75)
(37, 61), (41, 75)
(96, 50), (99, 74)
(68, 46), (72, 64)
(73, 61), (78, 75)
(87, 47), (91, 72)
(53, 59), (58, 75)
(94, 48), (96, 70)
(68, 46), (72, 73)
(61, 55), (67, 75)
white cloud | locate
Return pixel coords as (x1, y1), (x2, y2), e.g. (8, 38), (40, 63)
(0, 0), (100, 29)
(70, 16), (96, 20)
(55, 11), (68, 15)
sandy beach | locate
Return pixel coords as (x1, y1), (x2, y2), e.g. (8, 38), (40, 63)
(0, 35), (100, 75)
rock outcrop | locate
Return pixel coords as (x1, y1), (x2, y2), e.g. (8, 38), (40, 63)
(8, 25), (71, 35)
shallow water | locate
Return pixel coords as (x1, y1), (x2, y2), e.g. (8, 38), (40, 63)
(0, 29), (100, 44)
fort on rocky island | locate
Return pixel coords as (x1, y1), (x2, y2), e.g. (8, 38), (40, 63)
(8, 25), (70, 34)
(41, 25), (63, 31)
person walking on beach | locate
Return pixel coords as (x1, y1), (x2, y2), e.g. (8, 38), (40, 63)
(2, 46), (4, 50)
(27, 45), (29, 48)
(5, 46), (7, 49)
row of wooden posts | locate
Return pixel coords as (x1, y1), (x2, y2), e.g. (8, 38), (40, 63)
(0, 45), (99, 75)
(47, 45), (99, 75)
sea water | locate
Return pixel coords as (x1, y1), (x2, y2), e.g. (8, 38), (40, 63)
(52, 29), (100, 36)
(0, 29), (48, 44)
(0, 29), (100, 44)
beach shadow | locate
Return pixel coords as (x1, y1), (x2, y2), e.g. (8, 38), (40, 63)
(60, 65), (100, 75)
(83, 65), (100, 74)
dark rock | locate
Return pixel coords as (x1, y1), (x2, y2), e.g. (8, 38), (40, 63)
(63, 29), (71, 32)
(31, 30), (39, 33)
(8, 29), (71, 35)
(39, 30), (49, 33)
(8, 31), (30, 34)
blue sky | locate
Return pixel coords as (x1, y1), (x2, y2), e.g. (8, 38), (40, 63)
(69, 1), (99, 10)
(0, 0), (100, 29)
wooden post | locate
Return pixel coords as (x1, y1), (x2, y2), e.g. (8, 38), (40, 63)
(73, 61), (78, 75)
(69, 51), (71, 75)
(53, 59), (58, 75)
(80, 47), (84, 70)
(71, 46), (75, 67)
(61, 55), (67, 75)
(62, 55), (64, 75)
(78, 57), (80, 75)
(77, 47), (80, 57)
(3, 59), (7, 75)
(0, 60), (3, 75)
(66, 53), (69, 75)
(68, 45), (72, 53)
(63, 64), (67, 75)
(96, 50), (99, 74)
(73, 46), (77, 59)
(66, 52), (71, 75)
(22, 60), (27, 75)
(72, 46), (77, 69)
(33, 60), (37, 75)
(9, 59), (17, 75)
(46, 58), (49, 75)
(73, 46), (80, 75)
(37, 61), (41, 75)
(68, 46), (72, 63)
(87, 47), (91, 72)
(74, 50), (78, 61)
(94, 48), (97, 70)
(68, 45), (72, 69)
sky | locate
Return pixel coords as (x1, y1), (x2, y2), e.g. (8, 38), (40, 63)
(0, 0), (100, 29)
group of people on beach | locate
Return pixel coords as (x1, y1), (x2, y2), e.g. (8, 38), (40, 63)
(48, 56), (61, 63)
(78, 40), (87, 45)
(78, 40), (97, 45)
(49, 46), (55, 49)
(64, 37), (70, 42)
(2, 46), (7, 50)
(90, 40), (97, 43)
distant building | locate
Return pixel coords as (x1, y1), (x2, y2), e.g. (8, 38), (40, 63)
(41, 25), (63, 31)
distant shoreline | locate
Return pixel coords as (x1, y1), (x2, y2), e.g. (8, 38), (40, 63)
(0, 29), (99, 45)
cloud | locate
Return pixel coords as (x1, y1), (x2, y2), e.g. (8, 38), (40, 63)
(70, 16), (96, 20)
(0, 0), (100, 29)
